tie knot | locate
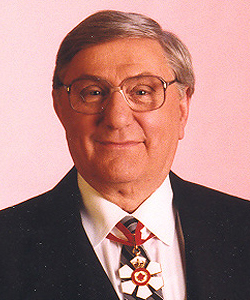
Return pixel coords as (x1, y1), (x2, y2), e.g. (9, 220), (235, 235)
(107, 217), (154, 248)
(120, 216), (138, 234)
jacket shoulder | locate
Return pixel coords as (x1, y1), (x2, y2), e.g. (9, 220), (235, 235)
(0, 168), (79, 238)
(170, 171), (250, 209)
(170, 171), (250, 245)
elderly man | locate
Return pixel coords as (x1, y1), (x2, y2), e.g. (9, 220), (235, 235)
(0, 10), (249, 300)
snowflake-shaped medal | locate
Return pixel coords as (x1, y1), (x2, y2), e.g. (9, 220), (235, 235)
(119, 255), (164, 299)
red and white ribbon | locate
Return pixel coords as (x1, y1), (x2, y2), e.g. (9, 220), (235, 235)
(107, 221), (154, 247)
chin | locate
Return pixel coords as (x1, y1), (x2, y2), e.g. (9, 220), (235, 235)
(96, 168), (143, 184)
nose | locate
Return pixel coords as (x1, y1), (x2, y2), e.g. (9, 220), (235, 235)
(100, 89), (134, 130)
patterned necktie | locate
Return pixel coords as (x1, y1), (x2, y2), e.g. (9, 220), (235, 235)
(107, 216), (164, 300)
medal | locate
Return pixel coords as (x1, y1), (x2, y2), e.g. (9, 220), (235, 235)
(107, 220), (164, 299)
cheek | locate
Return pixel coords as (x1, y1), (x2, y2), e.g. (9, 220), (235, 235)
(61, 108), (92, 136)
(61, 112), (96, 152)
(142, 101), (181, 148)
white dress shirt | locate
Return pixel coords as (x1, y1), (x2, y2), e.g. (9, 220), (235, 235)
(78, 173), (186, 300)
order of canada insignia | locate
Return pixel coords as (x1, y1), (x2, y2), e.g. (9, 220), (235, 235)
(107, 220), (164, 299)
(119, 256), (164, 299)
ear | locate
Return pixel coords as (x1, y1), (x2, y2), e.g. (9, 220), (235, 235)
(178, 87), (191, 140)
(52, 89), (64, 124)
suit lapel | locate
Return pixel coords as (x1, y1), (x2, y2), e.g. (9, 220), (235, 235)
(170, 172), (238, 299)
(48, 168), (120, 300)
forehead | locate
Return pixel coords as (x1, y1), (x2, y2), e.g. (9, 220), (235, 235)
(62, 38), (174, 84)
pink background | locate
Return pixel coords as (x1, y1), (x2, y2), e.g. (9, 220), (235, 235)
(1, 0), (250, 209)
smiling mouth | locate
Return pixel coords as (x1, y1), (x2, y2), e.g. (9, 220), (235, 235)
(97, 141), (143, 148)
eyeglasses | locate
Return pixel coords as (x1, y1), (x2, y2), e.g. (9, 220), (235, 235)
(59, 75), (177, 114)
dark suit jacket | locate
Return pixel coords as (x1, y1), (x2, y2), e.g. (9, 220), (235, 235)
(0, 168), (249, 300)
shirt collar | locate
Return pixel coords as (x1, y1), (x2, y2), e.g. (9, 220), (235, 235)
(78, 173), (175, 248)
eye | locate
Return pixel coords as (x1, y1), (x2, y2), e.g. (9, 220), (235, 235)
(129, 85), (155, 103)
(79, 85), (107, 102)
(135, 89), (149, 95)
(89, 90), (101, 95)
(131, 85), (154, 96)
(87, 88), (103, 96)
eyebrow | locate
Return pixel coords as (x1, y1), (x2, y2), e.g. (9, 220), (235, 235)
(71, 71), (157, 83)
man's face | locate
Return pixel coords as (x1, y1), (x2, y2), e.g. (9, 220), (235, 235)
(53, 38), (190, 190)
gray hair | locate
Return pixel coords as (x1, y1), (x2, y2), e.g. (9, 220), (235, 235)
(53, 10), (195, 97)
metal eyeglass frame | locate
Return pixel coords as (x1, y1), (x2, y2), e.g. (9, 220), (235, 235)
(58, 74), (177, 114)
